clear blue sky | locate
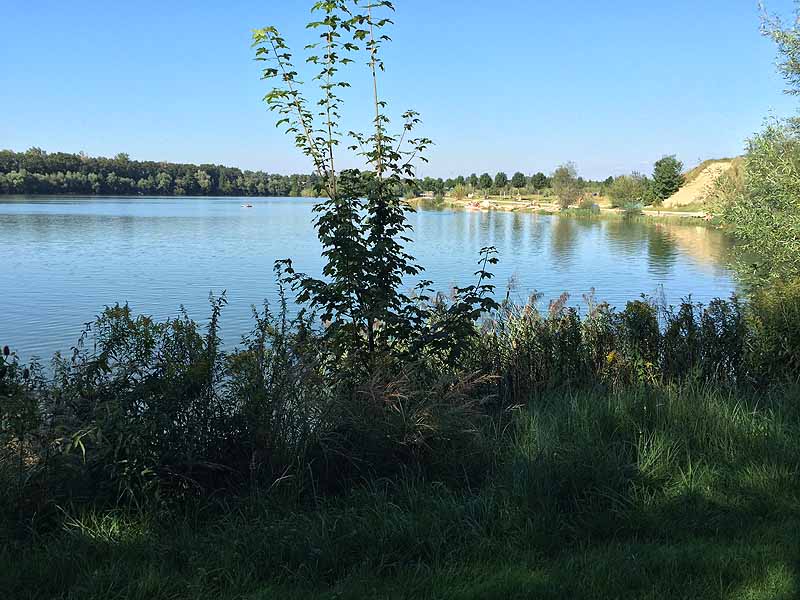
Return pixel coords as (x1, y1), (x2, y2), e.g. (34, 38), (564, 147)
(1, 0), (796, 179)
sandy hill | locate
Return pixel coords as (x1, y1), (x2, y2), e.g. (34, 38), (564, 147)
(663, 159), (736, 208)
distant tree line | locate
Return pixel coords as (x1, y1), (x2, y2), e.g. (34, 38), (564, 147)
(411, 169), (622, 199)
(0, 148), (322, 197)
(414, 171), (556, 196)
(2, 148), (684, 206)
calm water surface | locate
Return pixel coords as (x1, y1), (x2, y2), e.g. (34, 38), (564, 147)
(1, 196), (739, 360)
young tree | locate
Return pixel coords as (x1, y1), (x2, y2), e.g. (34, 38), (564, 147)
(652, 155), (684, 200)
(511, 172), (526, 188)
(253, 0), (497, 367)
(552, 162), (583, 209)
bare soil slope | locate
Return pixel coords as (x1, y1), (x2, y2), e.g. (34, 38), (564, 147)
(663, 160), (734, 208)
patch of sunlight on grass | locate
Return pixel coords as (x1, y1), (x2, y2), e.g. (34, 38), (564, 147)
(62, 509), (151, 544)
(727, 563), (797, 600)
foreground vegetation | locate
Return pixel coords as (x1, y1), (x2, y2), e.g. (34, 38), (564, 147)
(713, 122), (800, 284)
(711, 7), (800, 285)
(4, 382), (800, 599)
(3, 280), (800, 599)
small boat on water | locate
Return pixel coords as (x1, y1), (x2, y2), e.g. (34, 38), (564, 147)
(242, 203), (254, 208)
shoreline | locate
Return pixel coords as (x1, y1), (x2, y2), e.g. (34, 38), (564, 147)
(409, 197), (709, 222)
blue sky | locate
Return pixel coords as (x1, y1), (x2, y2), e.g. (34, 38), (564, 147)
(1, 0), (797, 179)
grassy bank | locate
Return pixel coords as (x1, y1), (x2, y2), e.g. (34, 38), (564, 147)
(2, 279), (800, 598)
(4, 383), (799, 599)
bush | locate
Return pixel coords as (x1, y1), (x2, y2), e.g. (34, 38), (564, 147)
(622, 202), (643, 218)
(661, 297), (746, 383)
(2, 296), (503, 516)
(747, 278), (800, 384)
(578, 196), (598, 212)
(0, 345), (44, 520)
(608, 173), (650, 208)
(714, 122), (800, 283)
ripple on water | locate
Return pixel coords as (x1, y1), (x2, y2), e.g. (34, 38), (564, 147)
(1, 196), (739, 360)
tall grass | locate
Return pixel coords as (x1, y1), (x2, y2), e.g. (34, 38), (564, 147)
(3, 382), (799, 598)
(2, 282), (799, 524)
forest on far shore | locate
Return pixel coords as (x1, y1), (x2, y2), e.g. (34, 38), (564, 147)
(1, 147), (620, 199)
(0, 148), (321, 197)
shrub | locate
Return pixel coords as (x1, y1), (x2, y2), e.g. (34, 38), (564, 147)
(578, 196), (598, 211)
(44, 300), (235, 502)
(452, 184), (467, 201)
(0, 346), (44, 518)
(477, 295), (589, 403)
(661, 297), (746, 384)
(622, 202), (643, 218)
(714, 122), (800, 283)
(608, 173), (650, 208)
(747, 278), (800, 384)
(662, 301), (700, 379)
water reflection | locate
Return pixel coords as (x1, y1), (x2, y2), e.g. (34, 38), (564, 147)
(604, 219), (648, 259)
(550, 217), (578, 267)
(1, 197), (740, 359)
(647, 225), (679, 277)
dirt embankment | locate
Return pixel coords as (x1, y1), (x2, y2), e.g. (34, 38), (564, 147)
(663, 161), (734, 208)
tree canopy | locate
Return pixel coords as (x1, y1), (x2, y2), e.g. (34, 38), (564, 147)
(652, 155), (684, 200)
(530, 172), (548, 190)
(0, 148), (319, 197)
(552, 163), (584, 209)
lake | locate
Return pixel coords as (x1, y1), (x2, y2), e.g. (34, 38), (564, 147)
(1, 196), (739, 361)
